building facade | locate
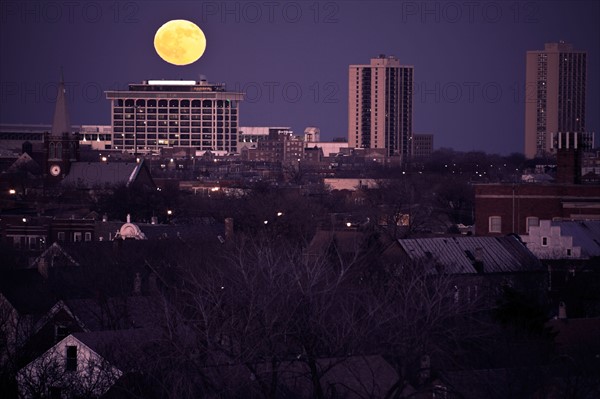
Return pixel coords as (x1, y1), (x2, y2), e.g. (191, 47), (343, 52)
(105, 80), (244, 155)
(474, 184), (600, 236)
(412, 134), (434, 158)
(524, 42), (587, 158)
(348, 55), (413, 159)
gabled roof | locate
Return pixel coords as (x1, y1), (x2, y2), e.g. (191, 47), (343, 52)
(0, 268), (56, 315)
(65, 296), (162, 331)
(71, 328), (161, 370)
(397, 235), (543, 274)
(7, 152), (41, 174)
(61, 161), (152, 188)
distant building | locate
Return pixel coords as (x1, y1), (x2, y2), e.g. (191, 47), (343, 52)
(105, 79), (244, 155)
(304, 127), (320, 143)
(553, 131), (594, 184)
(240, 128), (304, 164)
(412, 134), (434, 158)
(474, 184), (600, 236)
(521, 219), (600, 260)
(0, 124), (112, 152)
(348, 55), (413, 159)
(524, 42), (588, 158)
(237, 126), (292, 151)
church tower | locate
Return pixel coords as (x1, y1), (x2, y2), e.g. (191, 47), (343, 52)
(44, 70), (79, 182)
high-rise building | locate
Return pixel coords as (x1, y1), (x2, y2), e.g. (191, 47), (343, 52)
(348, 55), (413, 158)
(524, 42), (587, 159)
(105, 79), (244, 155)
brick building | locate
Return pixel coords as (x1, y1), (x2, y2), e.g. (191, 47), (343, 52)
(474, 184), (600, 236)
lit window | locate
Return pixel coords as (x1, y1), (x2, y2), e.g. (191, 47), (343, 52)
(488, 216), (502, 233)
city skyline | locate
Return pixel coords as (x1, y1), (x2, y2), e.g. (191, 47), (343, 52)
(0, 1), (599, 155)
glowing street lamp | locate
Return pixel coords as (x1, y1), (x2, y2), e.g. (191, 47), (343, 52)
(9, 189), (16, 195)
(167, 210), (173, 216)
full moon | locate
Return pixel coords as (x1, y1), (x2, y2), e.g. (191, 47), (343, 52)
(154, 19), (206, 66)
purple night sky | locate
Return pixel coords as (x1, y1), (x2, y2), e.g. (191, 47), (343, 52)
(0, 1), (598, 155)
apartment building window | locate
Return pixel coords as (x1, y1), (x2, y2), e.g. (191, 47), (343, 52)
(526, 216), (539, 233)
(541, 237), (548, 246)
(73, 232), (82, 242)
(488, 216), (502, 233)
(66, 346), (77, 371)
(84, 232), (92, 242)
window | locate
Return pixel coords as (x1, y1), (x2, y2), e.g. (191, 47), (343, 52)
(57, 232), (65, 242)
(73, 232), (82, 242)
(55, 324), (69, 342)
(526, 217), (539, 233)
(84, 232), (92, 242)
(488, 216), (502, 233)
(66, 346), (77, 371)
(566, 248), (572, 256)
(541, 236), (548, 246)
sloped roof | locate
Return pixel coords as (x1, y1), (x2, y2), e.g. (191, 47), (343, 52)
(397, 235), (543, 274)
(0, 268), (56, 315)
(551, 220), (600, 258)
(61, 162), (147, 188)
(7, 152), (41, 174)
(65, 296), (163, 331)
(72, 328), (161, 370)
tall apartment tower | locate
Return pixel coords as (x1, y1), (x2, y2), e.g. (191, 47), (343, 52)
(524, 42), (587, 159)
(348, 55), (413, 158)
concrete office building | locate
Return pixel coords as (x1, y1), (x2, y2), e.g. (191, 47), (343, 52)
(105, 79), (244, 155)
(348, 55), (413, 159)
(524, 42), (587, 158)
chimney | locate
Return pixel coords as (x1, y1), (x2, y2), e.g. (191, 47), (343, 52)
(133, 272), (142, 295)
(225, 217), (234, 241)
(558, 301), (567, 319)
(126, 214), (131, 223)
(38, 257), (48, 279)
(555, 132), (585, 184)
(474, 247), (484, 273)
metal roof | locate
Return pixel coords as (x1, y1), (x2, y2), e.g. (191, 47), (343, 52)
(551, 220), (600, 258)
(397, 235), (542, 274)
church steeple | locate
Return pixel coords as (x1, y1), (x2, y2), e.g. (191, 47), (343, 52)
(51, 67), (72, 135)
